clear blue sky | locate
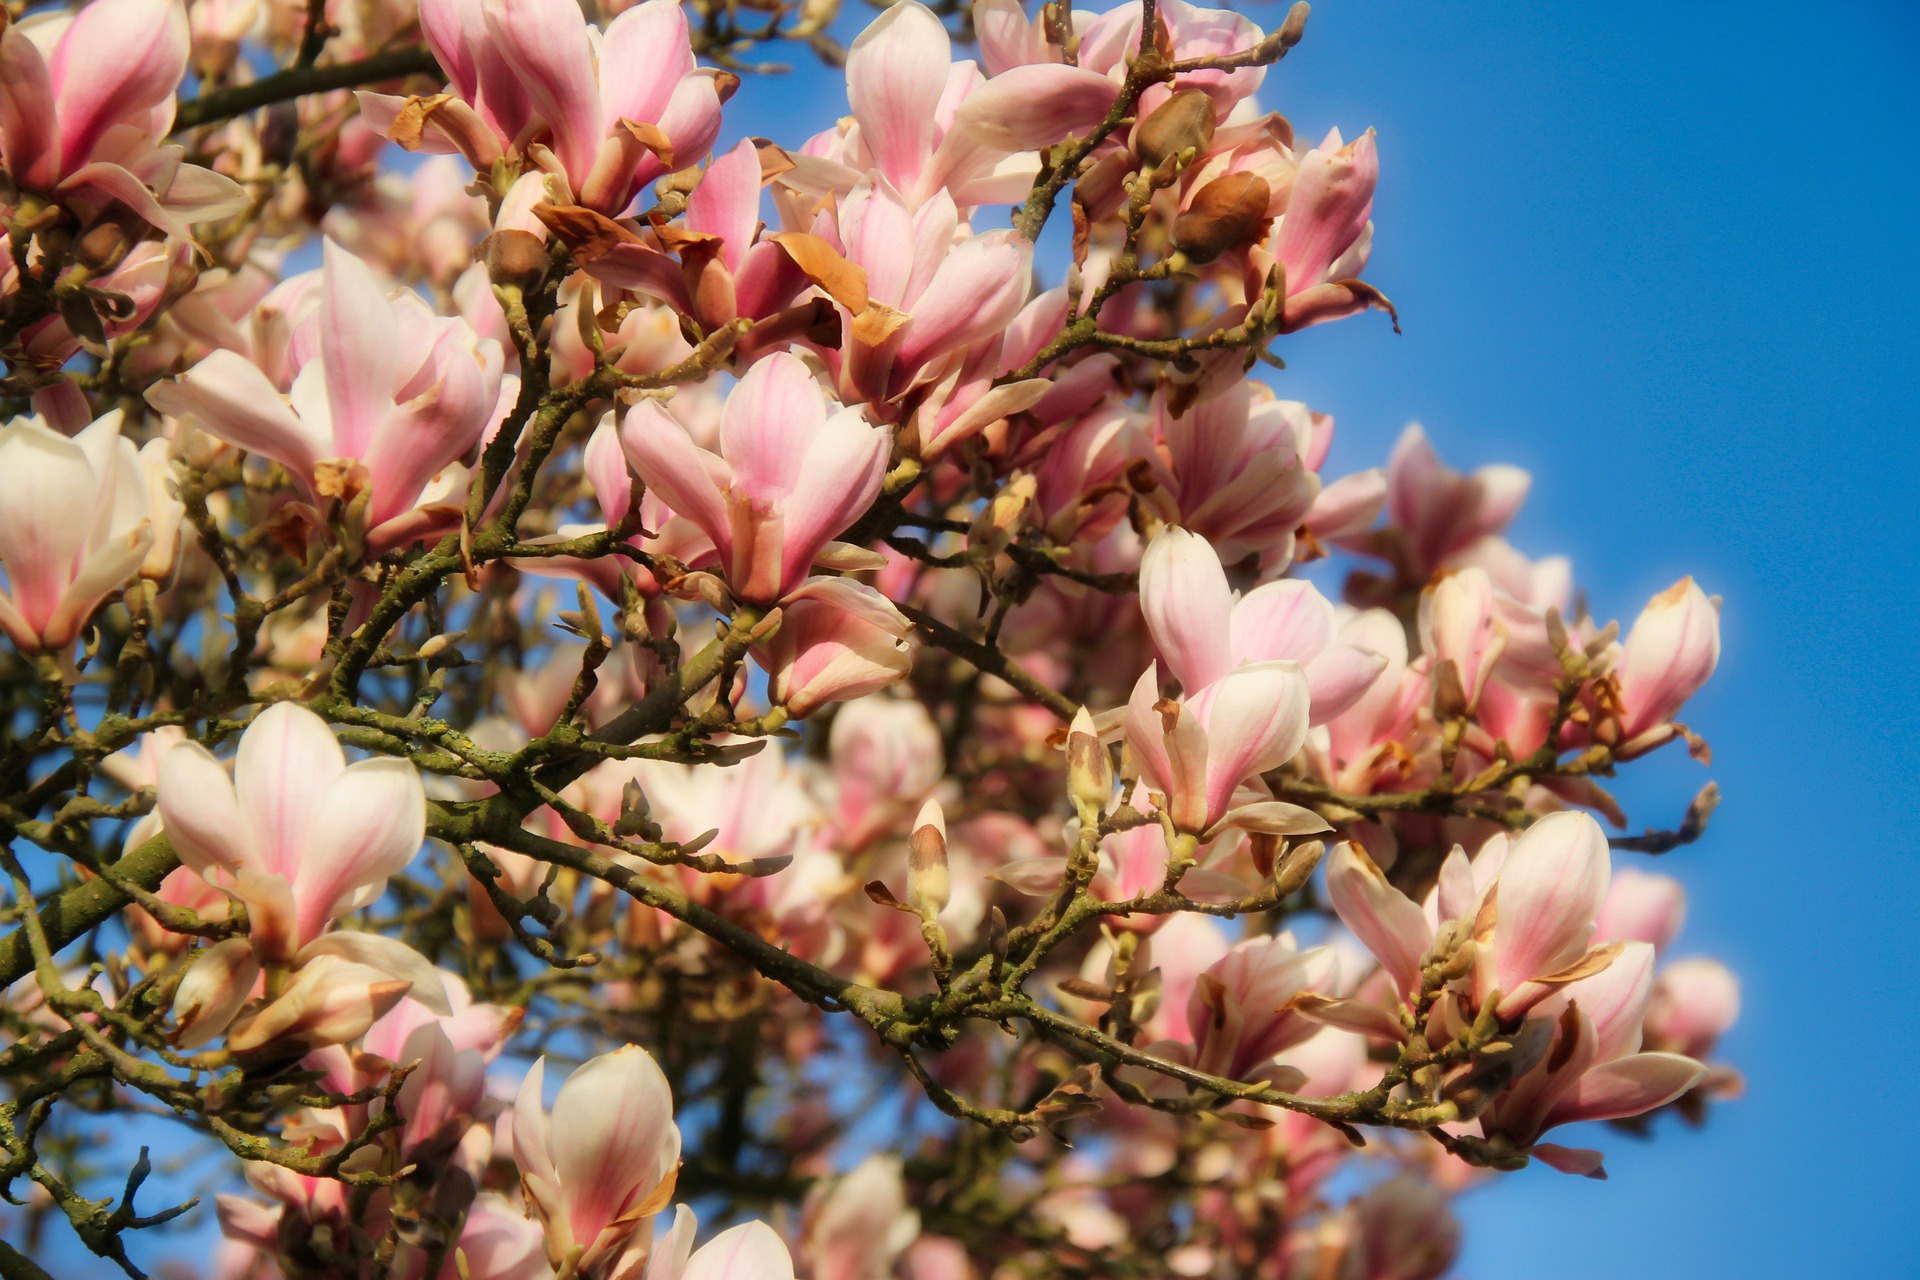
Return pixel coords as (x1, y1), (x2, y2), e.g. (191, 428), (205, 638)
(732, 1), (1919, 1273)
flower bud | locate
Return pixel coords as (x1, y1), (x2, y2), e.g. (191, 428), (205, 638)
(907, 798), (950, 919)
(1617, 577), (1720, 743)
(1065, 706), (1112, 816)
(170, 937), (260, 1050)
(1135, 89), (1216, 169)
(484, 229), (550, 293)
(1172, 173), (1273, 264)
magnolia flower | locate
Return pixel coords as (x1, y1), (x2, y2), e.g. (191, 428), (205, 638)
(1615, 577), (1721, 751)
(1373, 425), (1531, 575)
(1187, 935), (1337, 1081)
(957, 0), (1271, 154)
(826, 696), (944, 850)
(779, 1), (1040, 211)
(1124, 659), (1323, 838)
(1138, 527), (1386, 725)
(146, 239), (510, 557)
(358, 0), (724, 216)
(0, 410), (167, 651)
(158, 703), (428, 963)
(802, 1155), (920, 1280)
(512, 1044), (682, 1278)
(618, 352), (888, 604)
(650, 1208), (796, 1280)
(813, 177), (1034, 408)
(755, 577), (915, 716)
(1329, 813), (1620, 1020)
(0, 0), (247, 237)
(1144, 385), (1327, 569)
(1644, 957), (1741, 1061)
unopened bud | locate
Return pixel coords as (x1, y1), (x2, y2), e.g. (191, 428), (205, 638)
(74, 219), (135, 273)
(1065, 706), (1113, 814)
(484, 229), (549, 292)
(1135, 89), (1217, 169)
(1171, 173), (1272, 263)
(906, 798), (950, 919)
(1272, 839), (1324, 896)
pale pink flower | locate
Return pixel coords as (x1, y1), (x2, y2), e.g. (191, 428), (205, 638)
(156, 703), (428, 964)
(1593, 867), (1688, 952)
(617, 352), (889, 604)
(1374, 424), (1531, 576)
(1644, 957), (1740, 1061)
(755, 577), (914, 716)
(650, 1209), (797, 1280)
(1615, 577), (1721, 752)
(802, 1155), (920, 1280)
(779, 1), (1040, 211)
(1138, 527), (1386, 725)
(825, 696), (944, 850)
(147, 240), (512, 556)
(1187, 935), (1337, 1081)
(956, 0), (1270, 155)
(0, 0), (247, 237)
(1144, 385), (1325, 569)
(810, 177), (1033, 407)
(359, 0), (724, 216)
(512, 1044), (682, 1279)
(1124, 659), (1321, 837)
(0, 410), (158, 651)
(1416, 566), (1504, 710)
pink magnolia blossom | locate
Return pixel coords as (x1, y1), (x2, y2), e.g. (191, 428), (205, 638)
(1644, 957), (1741, 1061)
(1374, 424), (1532, 576)
(617, 352), (888, 604)
(1137, 527), (1386, 725)
(147, 240), (511, 556)
(1187, 935), (1337, 1081)
(780, 1), (1040, 211)
(1416, 566), (1505, 710)
(809, 177), (1033, 407)
(1144, 385), (1326, 569)
(512, 1044), (682, 1279)
(651, 1209), (797, 1280)
(0, 410), (163, 651)
(802, 1155), (920, 1280)
(359, 0), (724, 216)
(156, 703), (429, 964)
(1123, 658), (1321, 838)
(1615, 576), (1721, 751)
(1328, 812), (1619, 1020)
(754, 576), (914, 716)
(0, 0), (247, 238)
(825, 696), (944, 850)
(956, 0), (1269, 154)
(1593, 867), (1688, 951)
(1473, 999), (1707, 1178)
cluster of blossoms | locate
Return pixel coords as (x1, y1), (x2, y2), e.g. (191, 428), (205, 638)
(0, 0), (1739, 1276)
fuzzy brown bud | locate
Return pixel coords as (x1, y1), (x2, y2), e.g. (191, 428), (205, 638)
(1171, 173), (1273, 263)
(485, 229), (550, 292)
(1135, 89), (1217, 169)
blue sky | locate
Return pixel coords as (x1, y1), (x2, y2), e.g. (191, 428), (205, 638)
(731, 0), (1915, 1272)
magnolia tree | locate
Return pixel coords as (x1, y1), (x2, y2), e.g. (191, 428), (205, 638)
(0, 0), (1741, 1275)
